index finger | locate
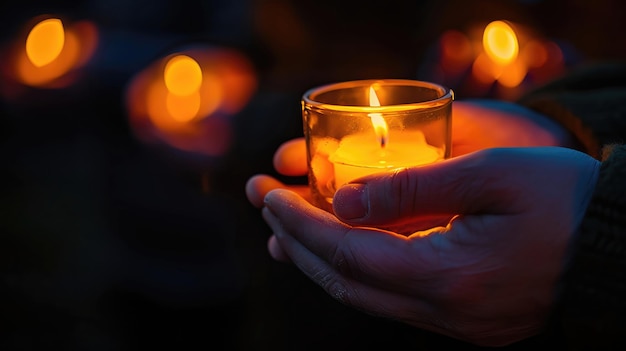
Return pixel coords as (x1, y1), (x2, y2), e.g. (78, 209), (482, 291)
(264, 188), (350, 257)
(262, 193), (441, 323)
(263, 189), (442, 291)
(273, 138), (307, 176)
(246, 174), (310, 208)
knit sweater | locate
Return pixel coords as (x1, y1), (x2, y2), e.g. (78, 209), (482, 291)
(518, 62), (626, 349)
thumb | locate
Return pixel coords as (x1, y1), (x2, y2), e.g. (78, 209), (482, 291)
(332, 148), (526, 226)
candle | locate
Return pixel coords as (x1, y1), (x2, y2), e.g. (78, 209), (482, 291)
(1, 15), (98, 89)
(302, 79), (453, 212)
(328, 85), (442, 187)
(125, 46), (257, 163)
(330, 130), (443, 188)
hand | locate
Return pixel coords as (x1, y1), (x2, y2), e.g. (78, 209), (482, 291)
(256, 147), (599, 346)
(246, 99), (580, 258)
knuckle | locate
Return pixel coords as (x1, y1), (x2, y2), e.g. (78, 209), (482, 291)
(326, 280), (351, 303)
(388, 168), (420, 218)
(311, 268), (356, 306)
(317, 231), (363, 306)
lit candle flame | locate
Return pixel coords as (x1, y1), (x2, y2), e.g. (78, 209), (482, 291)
(483, 20), (519, 65)
(26, 18), (65, 67)
(368, 85), (388, 148)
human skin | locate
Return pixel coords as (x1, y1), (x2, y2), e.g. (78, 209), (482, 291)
(245, 100), (599, 346)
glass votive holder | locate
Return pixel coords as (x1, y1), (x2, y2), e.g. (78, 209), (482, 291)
(302, 79), (453, 212)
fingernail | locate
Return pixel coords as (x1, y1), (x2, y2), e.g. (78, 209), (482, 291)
(333, 183), (369, 220)
(263, 189), (276, 209)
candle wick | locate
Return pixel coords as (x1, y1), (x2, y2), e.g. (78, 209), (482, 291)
(379, 136), (386, 148)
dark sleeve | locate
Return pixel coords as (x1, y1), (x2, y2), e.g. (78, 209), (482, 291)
(518, 63), (626, 349)
(518, 62), (626, 159)
(558, 144), (626, 349)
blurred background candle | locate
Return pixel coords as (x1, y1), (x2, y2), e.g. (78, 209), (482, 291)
(1, 14), (98, 93)
(125, 46), (257, 171)
(418, 18), (568, 101)
(302, 79), (453, 212)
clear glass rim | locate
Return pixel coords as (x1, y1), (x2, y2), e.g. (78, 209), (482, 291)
(302, 79), (454, 113)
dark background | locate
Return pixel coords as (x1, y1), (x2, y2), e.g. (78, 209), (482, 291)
(1, 0), (625, 350)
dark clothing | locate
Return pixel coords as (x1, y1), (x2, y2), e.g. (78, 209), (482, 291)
(519, 63), (626, 349)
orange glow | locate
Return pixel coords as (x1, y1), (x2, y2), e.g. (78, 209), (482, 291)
(26, 18), (65, 67)
(472, 52), (501, 84)
(208, 51), (257, 114)
(526, 40), (564, 84)
(125, 47), (257, 158)
(8, 17), (99, 88)
(162, 55), (204, 121)
(368, 85), (388, 147)
(521, 39), (548, 68)
(439, 30), (474, 73)
(498, 59), (527, 87)
(476, 21), (527, 89)
(437, 20), (566, 100)
(164, 55), (203, 96)
(483, 21), (519, 65)
(166, 92), (201, 122)
(145, 54), (223, 128)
